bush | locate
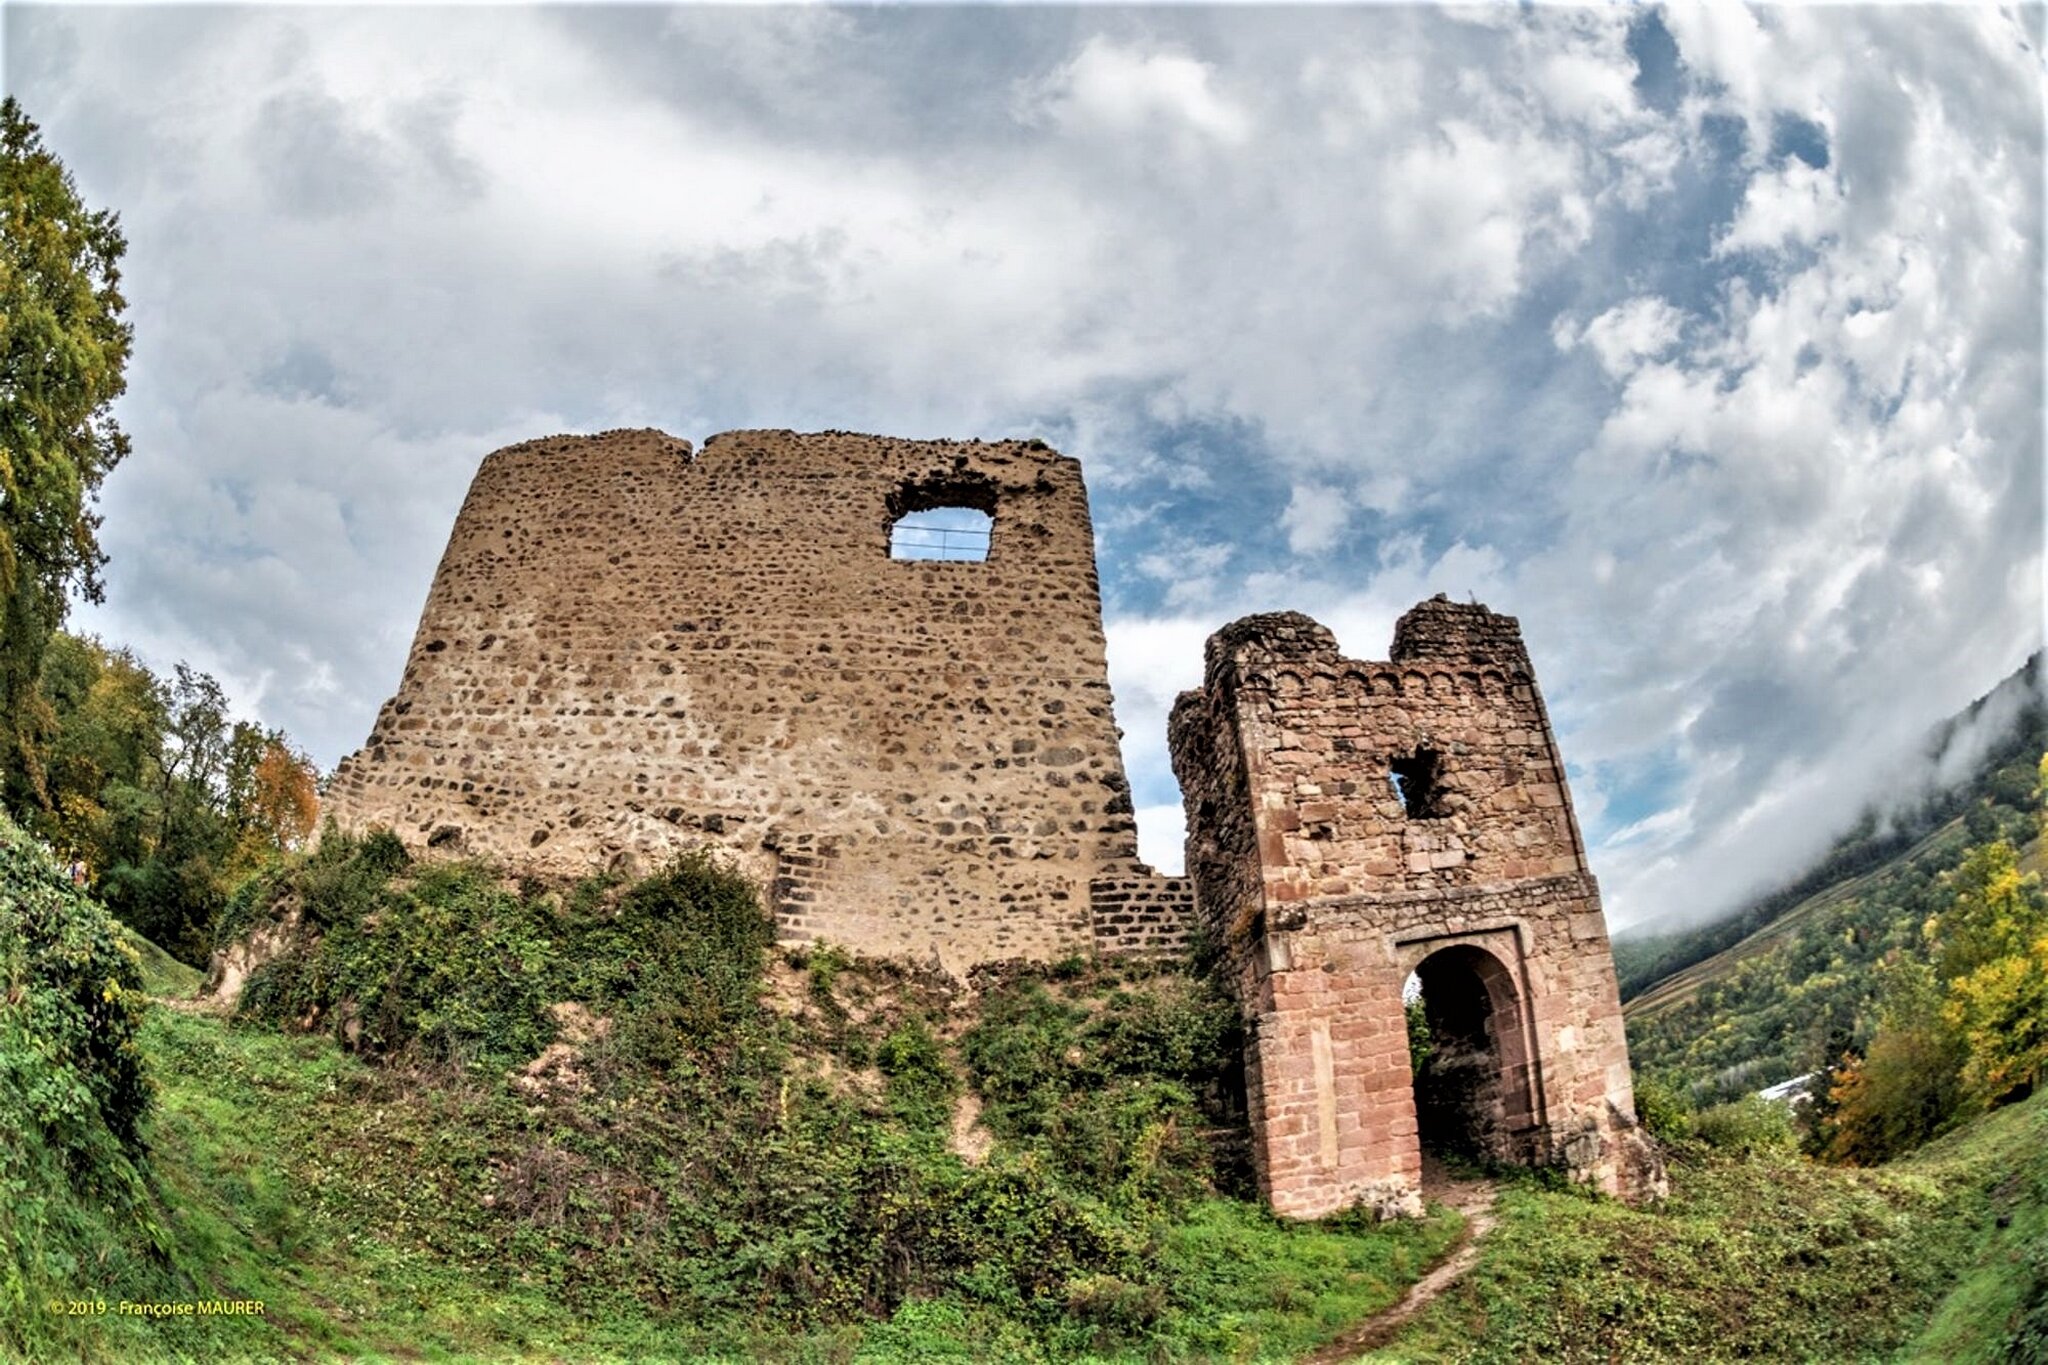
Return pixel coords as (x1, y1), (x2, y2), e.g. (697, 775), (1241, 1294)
(1693, 1094), (1800, 1156)
(0, 811), (152, 1153)
(0, 810), (162, 1343)
(1633, 1075), (1695, 1143)
(961, 968), (1241, 1207)
(237, 840), (774, 1071)
(877, 1015), (958, 1131)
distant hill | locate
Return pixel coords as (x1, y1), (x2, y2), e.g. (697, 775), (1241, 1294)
(1617, 652), (2044, 1102)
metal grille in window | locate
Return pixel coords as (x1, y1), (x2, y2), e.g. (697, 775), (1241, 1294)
(889, 506), (992, 562)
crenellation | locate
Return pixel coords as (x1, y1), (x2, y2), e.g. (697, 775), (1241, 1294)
(325, 430), (1662, 1224)
(1173, 596), (1666, 1218)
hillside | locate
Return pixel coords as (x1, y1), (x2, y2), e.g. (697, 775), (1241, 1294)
(1359, 1084), (2048, 1363)
(5, 821), (2045, 1360)
(1617, 654), (2045, 1102)
(11, 829), (1471, 1362)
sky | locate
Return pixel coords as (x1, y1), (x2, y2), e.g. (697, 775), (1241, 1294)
(6, 4), (2042, 934)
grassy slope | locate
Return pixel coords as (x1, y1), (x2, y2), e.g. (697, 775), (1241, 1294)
(119, 923), (202, 998)
(55, 997), (2048, 1364)
(1900, 1090), (2048, 1361)
(25, 989), (1462, 1363)
(1361, 1090), (2048, 1364)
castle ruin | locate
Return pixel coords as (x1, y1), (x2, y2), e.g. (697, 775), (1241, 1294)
(326, 428), (1661, 1213)
(1170, 603), (1664, 1216)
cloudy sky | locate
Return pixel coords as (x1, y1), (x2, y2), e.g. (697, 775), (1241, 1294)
(6, 4), (2041, 933)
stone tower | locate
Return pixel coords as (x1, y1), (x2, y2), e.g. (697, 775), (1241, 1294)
(1169, 598), (1664, 1219)
(325, 428), (1191, 969)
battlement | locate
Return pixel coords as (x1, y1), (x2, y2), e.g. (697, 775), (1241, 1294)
(324, 425), (1658, 1218)
(1173, 607), (1663, 1217)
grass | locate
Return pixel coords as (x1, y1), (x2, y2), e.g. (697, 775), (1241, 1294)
(75, 1002), (1459, 1363)
(1360, 1090), (2048, 1364)
(1898, 1088), (2048, 1362)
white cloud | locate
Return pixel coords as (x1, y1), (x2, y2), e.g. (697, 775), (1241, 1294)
(1282, 482), (1352, 555)
(14, 5), (2038, 938)
(1716, 159), (1843, 257)
(1562, 296), (1686, 379)
(1135, 803), (1187, 876)
(1021, 36), (1251, 149)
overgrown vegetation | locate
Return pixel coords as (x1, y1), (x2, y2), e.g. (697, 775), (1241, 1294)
(193, 833), (1454, 1358)
(1366, 1087), (2048, 1364)
(3, 631), (318, 966)
(12, 817), (2048, 1360)
(0, 809), (178, 1360)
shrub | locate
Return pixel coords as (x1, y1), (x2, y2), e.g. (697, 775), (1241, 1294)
(960, 969), (1240, 1207)
(1633, 1075), (1695, 1143)
(877, 1015), (958, 1131)
(0, 810), (162, 1340)
(237, 841), (775, 1072)
(1693, 1094), (1800, 1156)
(0, 811), (151, 1153)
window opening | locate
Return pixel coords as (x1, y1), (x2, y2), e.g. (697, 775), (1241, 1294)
(1388, 748), (1445, 818)
(889, 505), (992, 562)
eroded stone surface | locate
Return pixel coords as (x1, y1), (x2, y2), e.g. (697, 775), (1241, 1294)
(1172, 596), (1665, 1219)
(325, 428), (1178, 969)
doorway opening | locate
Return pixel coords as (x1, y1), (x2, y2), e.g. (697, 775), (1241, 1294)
(1405, 944), (1533, 1164)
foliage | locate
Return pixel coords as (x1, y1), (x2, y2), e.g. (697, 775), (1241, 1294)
(1932, 838), (2048, 1108)
(1689, 1096), (1798, 1157)
(1631, 1075), (1694, 1144)
(1811, 828), (2048, 1165)
(1366, 1092), (2048, 1365)
(1815, 958), (1970, 1164)
(0, 98), (133, 818)
(1405, 994), (1433, 1075)
(875, 1015), (958, 1132)
(10, 632), (319, 964)
(0, 808), (162, 1355)
(961, 966), (1244, 1206)
(1623, 734), (2046, 1113)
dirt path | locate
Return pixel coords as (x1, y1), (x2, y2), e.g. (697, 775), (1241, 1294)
(1302, 1161), (1500, 1364)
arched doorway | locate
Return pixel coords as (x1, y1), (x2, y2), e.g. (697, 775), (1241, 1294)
(1405, 944), (1537, 1164)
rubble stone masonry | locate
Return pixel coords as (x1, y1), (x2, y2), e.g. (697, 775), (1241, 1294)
(1170, 598), (1665, 1218)
(325, 429), (1174, 970)
(325, 426), (1662, 1221)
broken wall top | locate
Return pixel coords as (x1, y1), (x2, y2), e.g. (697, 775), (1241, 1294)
(323, 428), (1148, 968)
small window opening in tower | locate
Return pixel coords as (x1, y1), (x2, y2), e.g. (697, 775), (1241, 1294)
(889, 506), (992, 562)
(1388, 748), (1445, 818)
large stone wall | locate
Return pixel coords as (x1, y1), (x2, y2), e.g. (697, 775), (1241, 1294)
(325, 428), (1166, 969)
(1171, 598), (1664, 1219)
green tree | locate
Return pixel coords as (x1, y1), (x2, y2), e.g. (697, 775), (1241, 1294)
(1818, 957), (1968, 1165)
(0, 98), (132, 817)
(1931, 840), (2048, 1107)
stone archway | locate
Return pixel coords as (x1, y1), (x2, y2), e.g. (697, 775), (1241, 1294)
(1405, 943), (1539, 1166)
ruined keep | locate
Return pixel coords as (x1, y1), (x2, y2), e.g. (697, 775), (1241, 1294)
(1170, 600), (1664, 1218)
(327, 428), (1660, 1215)
(324, 428), (1191, 969)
